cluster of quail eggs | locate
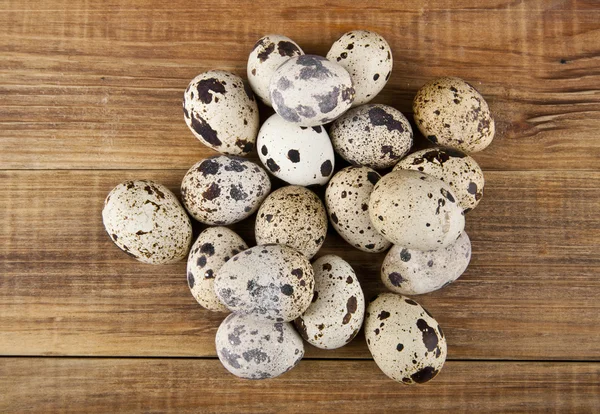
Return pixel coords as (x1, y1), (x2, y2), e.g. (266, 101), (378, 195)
(102, 30), (495, 384)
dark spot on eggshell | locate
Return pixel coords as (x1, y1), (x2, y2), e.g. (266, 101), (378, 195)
(220, 348), (242, 369)
(397, 343), (404, 352)
(271, 90), (301, 123)
(230, 184), (248, 201)
(411, 366), (439, 384)
(287, 149), (300, 163)
(381, 145), (401, 160)
(440, 188), (455, 203)
(280, 284), (294, 296)
(196, 78), (226, 104)
(341, 86), (355, 102)
(378, 311), (390, 320)
(314, 87), (340, 114)
(277, 40), (301, 57)
(197, 256), (207, 268)
(427, 135), (438, 144)
(322, 263), (332, 271)
(400, 249), (411, 262)
(235, 139), (253, 153)
(346, 276), (353, 284)
(368, 107), (404, 133)
(388, 272), (405, 287)
(251, 68), (256, 75)
(266, 158), (280, 173)
(367, 171), (380, 185)
(296, 55), (332, 80)
(320, 160), (333, 177)
(296, 105), (317, 118)
(291, 268), (303, 279)
(261, 145), (268, 156)
(417, 318), (439, 352)
(187, 272), (195, 288)
(135, 230), (148, 235)
(183, 105), (190, 119)
(191, 114), (222, 147)
(200, 243), (215, 256)
(342, 296), (358, 325)
(361, 203), (368, 211)
(311, 125), (322, 133)
(197, 158), (220, 176)
(202, 183), (221, 200)
(365, 243), (375, 249)
(330, 212), (338, 224)
(373, 73), (380, 81)
(277, 76), (293, 91)
(257, 42), (275, 62)
(468, 182), (478, 195)
(242, 348), (269, 364)
(265, 214), (273, 222)
(405, 298), (418, 306)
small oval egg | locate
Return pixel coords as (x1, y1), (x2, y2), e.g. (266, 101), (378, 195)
(247, 35), (304, 106)
(330, 104), (413, 170)
(326, 30), (393, 106)
(365, 293), (447, 384)
(294, 255), (365, 349)
(413, 77), (495, 153)
(181, 156), (271, 225)
(255, 186), (328, 259)
(369, 170), (465, 250)
(257, 114), (335, 186)
(269, 55), (355, 126)
(394, 147), (484, 213)
(102, 180), (192, 264)
(187, 227), (248, 312)
(216, 313), (304, 380)
(214, 244), (315, 322)
(325, 166), (391, 253)
(183, 70), (259, 156)
(381, 231), (471, 295)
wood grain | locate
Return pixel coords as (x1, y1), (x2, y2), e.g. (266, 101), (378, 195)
(1, 0), (599, 170)
(1, 170), (598, 359)
(1, 358), (599, 413)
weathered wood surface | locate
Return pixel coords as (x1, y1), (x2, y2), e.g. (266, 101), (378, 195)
(1, 359), (599, 413)
(1, 0), (600, 411)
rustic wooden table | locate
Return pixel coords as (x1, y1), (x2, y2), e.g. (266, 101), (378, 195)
(1, 0), (599, 412)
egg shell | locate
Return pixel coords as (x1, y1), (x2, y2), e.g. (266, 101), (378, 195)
(326, 30), (393, 106)
(257, 113), (335, 186)
(381, 231), (471, 295)
(369, 170), (465, 250)
(255, 186), (328, 259)
(269, 54), (355, 127)
(214, 244), (315, 322)
(413, 77), (495, 153)
(330, 104), (413, 170)
(393, 147), (484, 213)
(102, 180), (192, 264)
(294, 255), (365, 350)
(325, 166), (391, 253)
(181, 156), (271, 225)
(365, 293), (447, 384)
(216, 313), (304, 380)
(187, 227), (248, 312)
(247, 35), (304, 106)
(183, 70), (259, 156)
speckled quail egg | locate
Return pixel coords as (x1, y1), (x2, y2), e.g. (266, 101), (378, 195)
(393, 147), (484, 213)
(216, 313), (304, 380)
(330, 104), (413, 170)
(257, 113), (335, 186)
(413, 77), (495, 153)
(183, 70), (259, 156)
(214, 244), (315, 322)
(294, 255), (365, 349)
(103, 180), (192, 264)
(325, 166), (391, 253)
(369, 170), (464, 250)
(247, 35), (304, 106)
(187, 227), (248, 312)
(365, 293), (447, 384)
(394, 148), (485, 213)
(255, 186), (328, 259)
(381, 231), (471, 295)
(180, 156), (271, 225)
(269, 55), (355, 126)
(326, 30), (393, 106)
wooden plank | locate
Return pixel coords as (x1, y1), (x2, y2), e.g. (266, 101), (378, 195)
(0, 1), (599, 170)
(1, 170), (599, 359)
(1, 358), (599, 413)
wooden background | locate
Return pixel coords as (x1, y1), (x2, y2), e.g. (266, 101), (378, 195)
(1, 0), (599, 412)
